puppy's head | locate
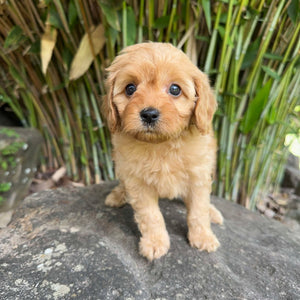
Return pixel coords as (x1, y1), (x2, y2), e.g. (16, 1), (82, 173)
(102, 43), (216, 142)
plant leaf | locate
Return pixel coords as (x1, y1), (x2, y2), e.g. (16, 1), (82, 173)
(153, 15), (170, 29)
(69, 24), (105, 80)
(41, 24), (58, 74)
(264, 52), (283, 61)
(288, 0), (299, 24)
(262, 65), (281, 81)
(4, 26), (27, 50)
(9, 65), (26, 88)
(68, 0), (78, 27)
(240, 79), (272, 134)
(48, 4), (63, 29)
(201, 0), (211, 33)
(266, 104), (276, 125)
(98, 2), (120, 31)
(241, 38), (261, 70)
(126, 6), (136, 46)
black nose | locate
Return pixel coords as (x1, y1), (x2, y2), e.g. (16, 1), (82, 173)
(140, 107), (160, 125)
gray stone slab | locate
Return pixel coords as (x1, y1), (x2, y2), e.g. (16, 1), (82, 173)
(0, 127), (42, 223)
(0, 182), (299, 299)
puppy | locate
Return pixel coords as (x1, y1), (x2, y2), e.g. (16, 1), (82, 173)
(102, 42), (223, 261)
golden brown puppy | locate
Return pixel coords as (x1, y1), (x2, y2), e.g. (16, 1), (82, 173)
(103, 42), (223, 261)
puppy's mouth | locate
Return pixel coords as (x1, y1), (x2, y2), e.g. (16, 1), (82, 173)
(133, 130), (169, 143)
(133, 123), (183, 143)
(122, 107), (185, 143)
(130, 107), (167, 142)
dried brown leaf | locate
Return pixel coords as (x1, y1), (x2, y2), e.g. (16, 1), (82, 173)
(69, 24), (105, 80)
(41, 24), (57, 74)
(51, 166), (67, 183)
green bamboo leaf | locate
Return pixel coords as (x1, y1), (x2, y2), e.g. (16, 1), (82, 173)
(62, 47), (73, 71)
(153, 15), (170, 29)
(68, 0), (78, 27)
(126, 6), (136, 46)
(240, 79), (272, 134)
(28, 40), (41, 55)
(201, 0), (211, 33)
(262, 65), (281, 80)
(48, 4), (63, 29)
(98, 2), (120, 31)
(0, 94), (12, 105)
(288, 0), (299, 24)
(4, 26), (27, 50)
(217, 26), (233, 47)
(264, 53), (283, 61)
(9, 66), (26, 89)
(266, 104), (276, 125)
(241, 38), (261, 70)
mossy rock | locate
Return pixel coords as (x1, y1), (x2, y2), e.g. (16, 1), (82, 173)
(0, 127), (42, 212)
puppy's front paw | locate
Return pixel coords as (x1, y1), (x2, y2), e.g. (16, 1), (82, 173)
(105, 192), (126, 208)
(139, 234), (170, 261)
(209, 204), (224, 225)
(188, 230), (220, 253)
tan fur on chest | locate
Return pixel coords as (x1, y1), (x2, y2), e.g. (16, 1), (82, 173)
(112, 127), (216, 199)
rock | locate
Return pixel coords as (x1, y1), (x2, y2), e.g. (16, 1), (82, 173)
(0, 182), (299, 299)
(0, 127), (42, 226)
(286, 195), (300, 224)
(281, 154), (300, 192)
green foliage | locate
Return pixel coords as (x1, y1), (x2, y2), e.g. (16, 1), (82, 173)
(0, 131), (24, 171)
(0, 183), (12, 204)
(0, 128), (20, 138)
(1, 142), (25, 156)
(0, 183), (12, 193)
(0, 0), (299, 208)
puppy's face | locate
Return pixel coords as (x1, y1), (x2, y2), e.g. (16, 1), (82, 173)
(103, 43), (216, 142)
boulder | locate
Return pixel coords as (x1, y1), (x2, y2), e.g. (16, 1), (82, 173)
(281, 154), (300, 194)
(0, 127), (42, 227)
(0, 182), (299, 299)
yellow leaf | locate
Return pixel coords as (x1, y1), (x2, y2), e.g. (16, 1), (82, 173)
(41, 24), (57, 75)
(69, 24), (105, 80)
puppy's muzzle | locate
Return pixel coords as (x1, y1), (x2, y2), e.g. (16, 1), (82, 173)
(140, 107), (160, 126)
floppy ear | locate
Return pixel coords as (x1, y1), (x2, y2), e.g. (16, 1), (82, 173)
(193, 71), (217, 135)
(101, 75), (120, 133)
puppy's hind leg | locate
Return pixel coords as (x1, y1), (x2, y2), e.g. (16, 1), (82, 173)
(105, 182), (127, 208)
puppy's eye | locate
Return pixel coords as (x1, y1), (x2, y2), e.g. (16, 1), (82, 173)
(169, 84), (181, 97)
(125, 83), (137, 96)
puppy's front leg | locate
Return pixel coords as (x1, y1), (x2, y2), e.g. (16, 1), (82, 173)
(128, 185), (170, 261)
(184, 185), (220, 252)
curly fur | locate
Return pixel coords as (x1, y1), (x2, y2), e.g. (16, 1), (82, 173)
(103, 42), (223, 260)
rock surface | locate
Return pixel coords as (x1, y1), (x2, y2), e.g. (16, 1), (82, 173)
(0, 127), (42, 221)
(0, 181), (299, 300)
(282, 154), (300, 195)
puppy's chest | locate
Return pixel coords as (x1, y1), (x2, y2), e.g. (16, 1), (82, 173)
(145, 153), (188, 195)
(116, 146), (190, 198)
